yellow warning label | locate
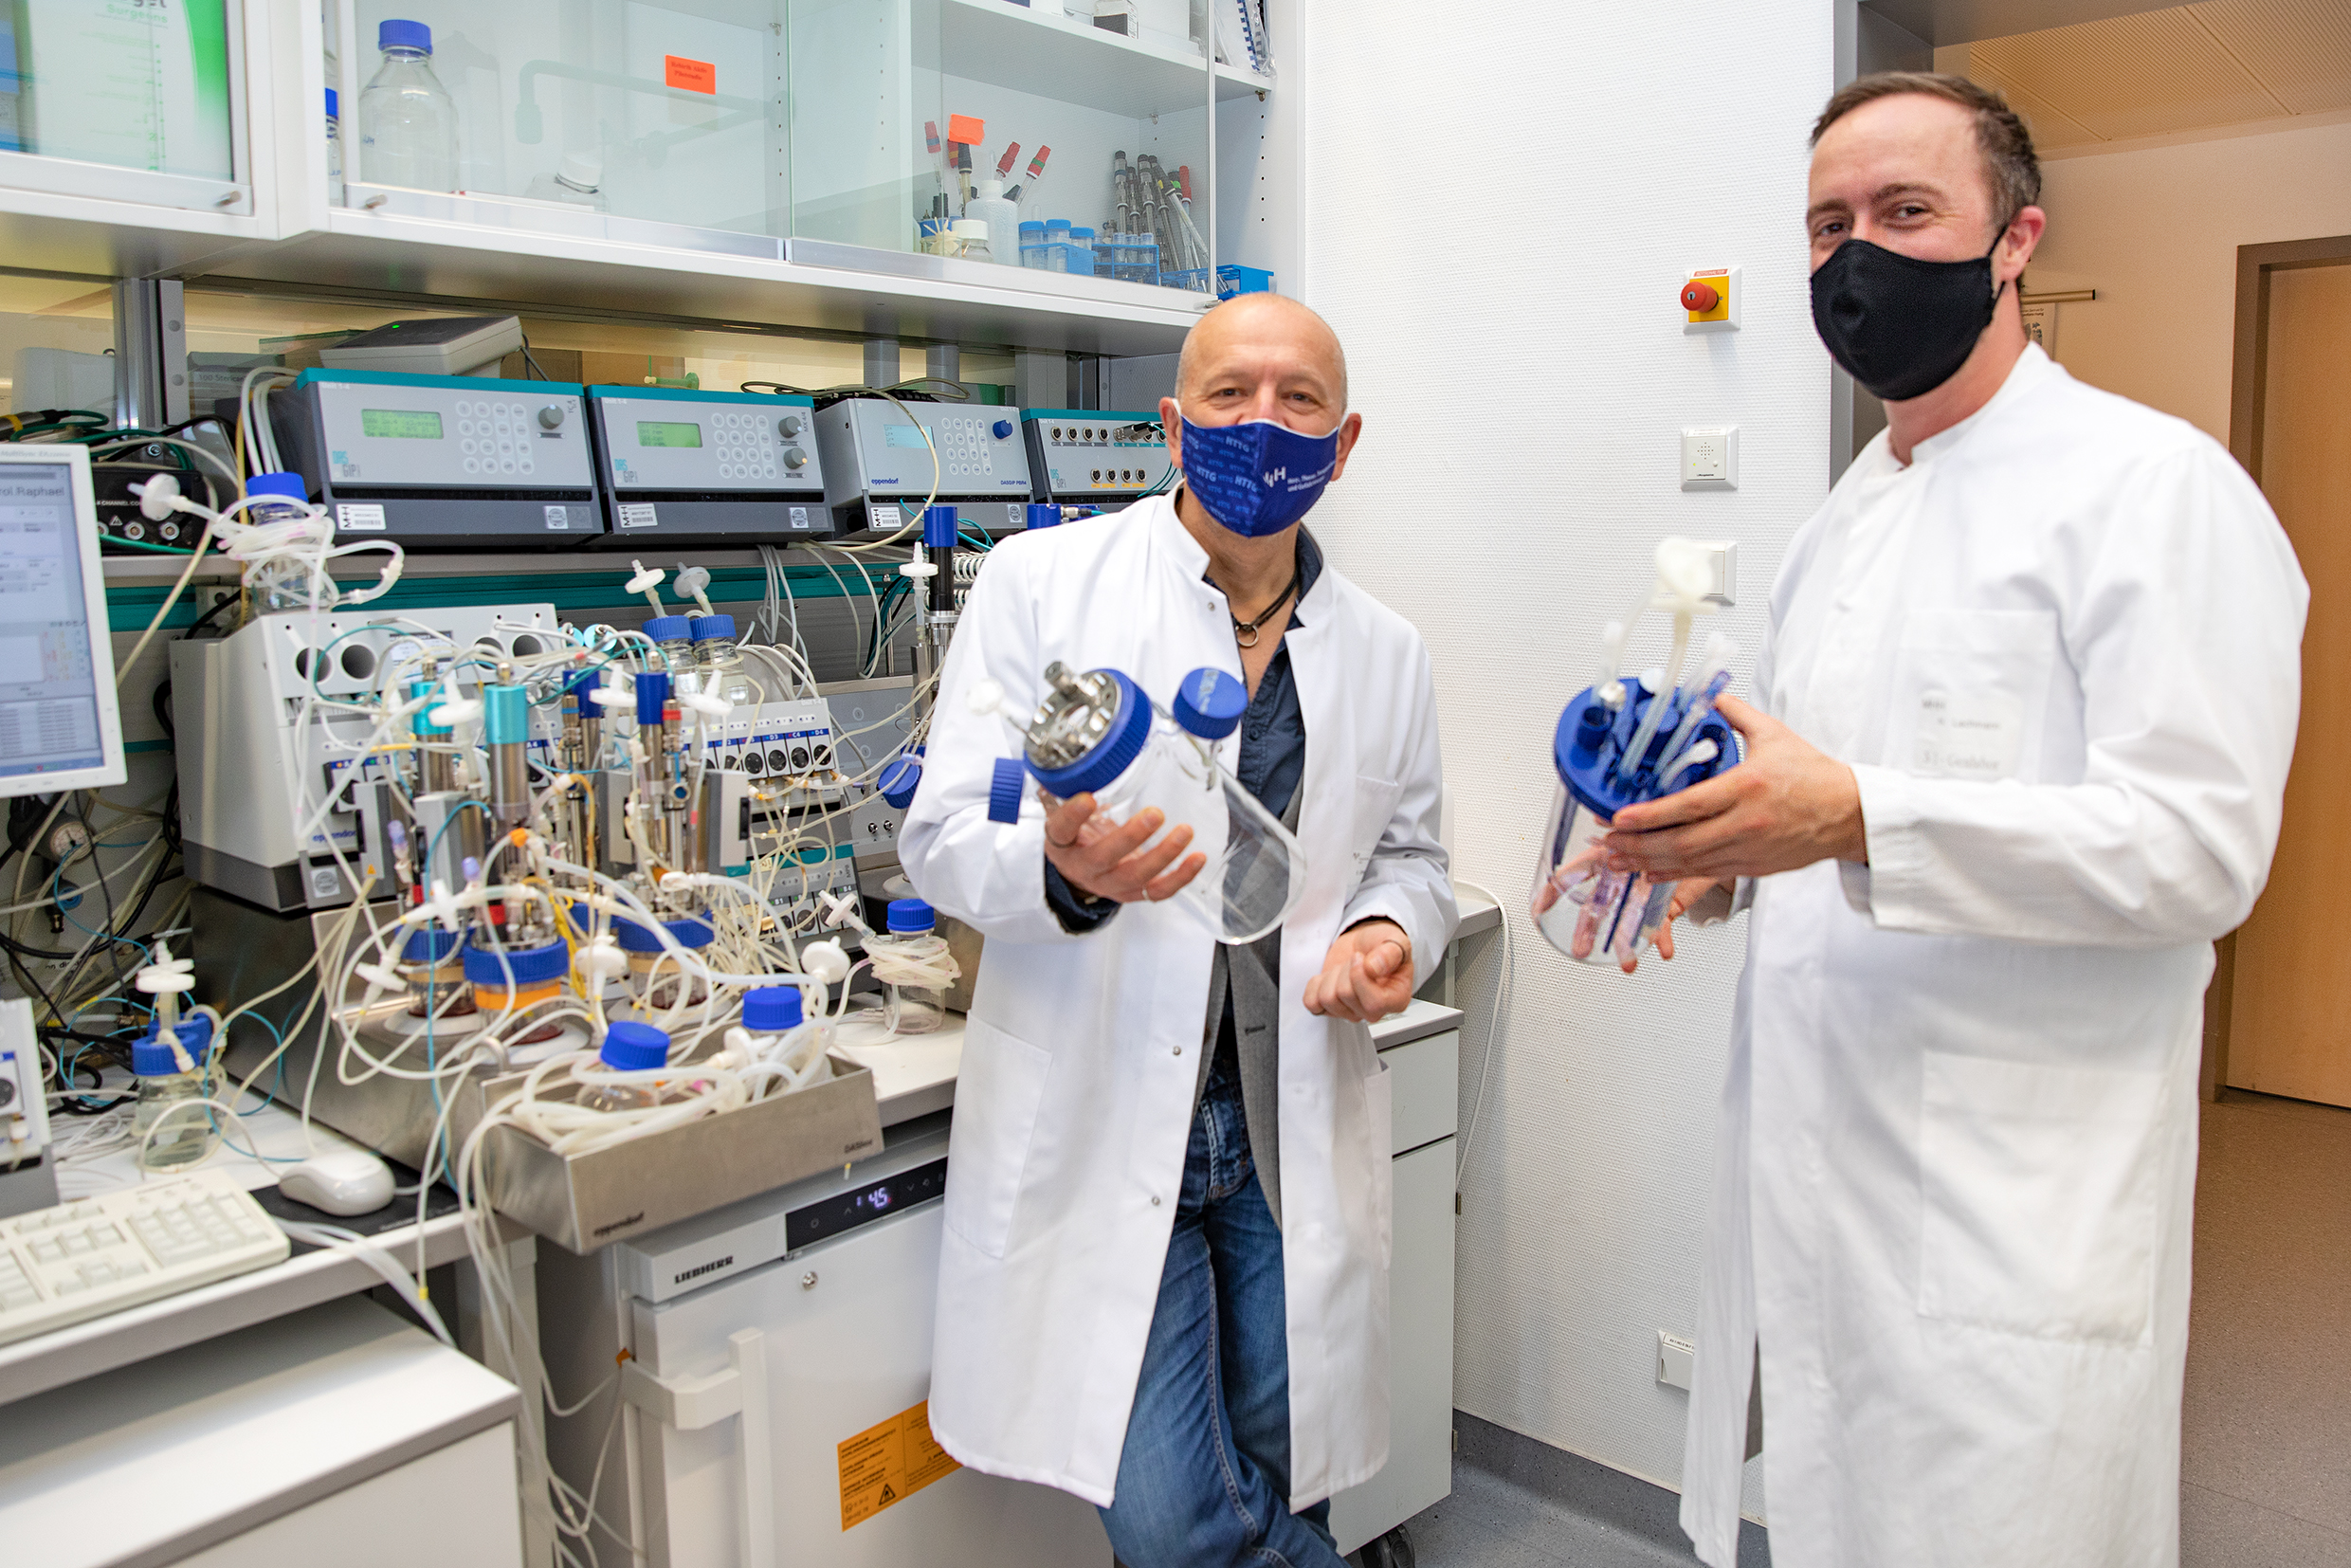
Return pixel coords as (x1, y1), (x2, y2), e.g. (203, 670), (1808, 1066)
(838, 1400), (960, 1530)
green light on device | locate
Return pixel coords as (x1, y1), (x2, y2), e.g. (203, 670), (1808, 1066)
(637, 421), (702, 448)
(361, 409), (445, 440)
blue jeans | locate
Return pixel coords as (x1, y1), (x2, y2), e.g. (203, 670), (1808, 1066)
(1100, 1059), (1347, 1568)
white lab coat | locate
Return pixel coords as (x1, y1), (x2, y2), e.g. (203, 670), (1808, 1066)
(901, 492), (1456, 1509)
(1679, 347), (2305, 1568)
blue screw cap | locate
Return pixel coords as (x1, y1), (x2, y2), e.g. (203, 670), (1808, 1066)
(1173, 666), (1248, 741)
(643, 614), (692, 645)
(611, 912), (715, 954)
(378, 19), (432, 52)
(741, 986), (804, 1031)
(130, 1014), (214, 1077)
(689, 614), (736, 643)
(878, 753), (922, 810)
(247, 471), (306, 501)
(987, 756), (1025, 823)
(461, 937), (571, 988)
(886, 898), (936, 934)
(402, 926), (461, 964)
(600, 1020), (668, 1071)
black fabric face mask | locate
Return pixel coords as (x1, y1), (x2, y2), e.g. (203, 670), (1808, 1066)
(1810, 234), (2006, 403)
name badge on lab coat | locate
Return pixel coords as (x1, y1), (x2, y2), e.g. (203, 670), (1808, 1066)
(1913, 689), (2025, 780)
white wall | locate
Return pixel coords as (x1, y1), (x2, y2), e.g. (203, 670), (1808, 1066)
(2032, 119), (2351, 442)
(1267, 0), (1835, 1508)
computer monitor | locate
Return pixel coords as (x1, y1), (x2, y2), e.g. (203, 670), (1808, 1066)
(0, 445), (126, 798)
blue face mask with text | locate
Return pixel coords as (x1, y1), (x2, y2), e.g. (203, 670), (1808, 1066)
(1177, 414), (1340, 538)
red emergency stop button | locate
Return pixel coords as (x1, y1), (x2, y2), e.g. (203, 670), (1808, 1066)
(1681, 280), (1722, 313)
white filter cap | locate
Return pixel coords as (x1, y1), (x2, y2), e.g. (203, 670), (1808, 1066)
(557, 152), (603, 189)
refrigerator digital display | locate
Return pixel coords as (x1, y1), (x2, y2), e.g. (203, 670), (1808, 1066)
(786, 1157), (947, 1251)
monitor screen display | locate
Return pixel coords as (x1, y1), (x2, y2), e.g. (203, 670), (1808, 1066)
(0, 463), (108, 785)
(360, 409), (445, 440)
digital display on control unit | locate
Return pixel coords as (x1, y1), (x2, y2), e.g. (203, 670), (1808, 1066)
(785, 1157), (947, 1251)
(636, 421), (703, 448)
(360, 409), (444, 440)
(882, 423), (931, 449)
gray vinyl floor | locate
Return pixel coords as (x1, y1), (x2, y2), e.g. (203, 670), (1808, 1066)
(1380, 1089), (2351, 1568)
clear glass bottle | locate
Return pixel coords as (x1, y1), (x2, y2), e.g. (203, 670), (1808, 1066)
(691, 614), (755, 707)
(523, 152), (610, 211)
(324, 88), (344, 207)
(132, 1014), (216, 1171)
(738, 985), (831, 1089)
(865, 901), (950, 1034)
(644, 615), (699, 694)
(983, 664), (1303, 945)
(580, 1021), (670, 1112)
(357, 19), (458, 193)
(243, 472), (337, 612)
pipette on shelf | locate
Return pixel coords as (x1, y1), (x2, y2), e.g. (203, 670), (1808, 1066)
(1005, 145), (1050, 203)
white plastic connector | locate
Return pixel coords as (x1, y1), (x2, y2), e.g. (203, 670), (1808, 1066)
(899, 560), (939, 580)
(800, 939), (851, 986)
(134, 940), (196, 996)
(680, 690), (729, 719)
(574, 935), (629, 984)
(673, 565), (717, 618)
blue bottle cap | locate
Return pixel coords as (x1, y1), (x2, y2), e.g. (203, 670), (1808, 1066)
(986, 756), (1025, 823)
(326, 87), (339, 118)
(131, 1014), (214, 1077)
(403, 926), (461, 964)
(688, 614), (736, 643)
(1025, 502), (1063, 531)
(461, 937), (571, 987)
(1025, 668), (1149, 798)
(247, 471), (306, 501)
(378, 19), (432, 53)
(644, 615), (692, 645)
(600, 1021), (668, 1071)
(886, 898), (936, 934)
(1070, 227), (1095, 239)
(1019, 221), (1044, 234)
(611, 912), (715, 954)
(635, 670), (670, 726)
(878, 753), (922, 810)
(1173, 666), (1248, 740)
(741, 986), (805, 1032)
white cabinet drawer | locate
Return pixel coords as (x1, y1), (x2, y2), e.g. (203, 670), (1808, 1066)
(1378, 1030), (1458, 1156)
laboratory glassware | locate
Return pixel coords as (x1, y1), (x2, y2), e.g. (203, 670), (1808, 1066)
(691, 615), (755, 706)
(967, 179), (1019, 267)
(980, 663), (1306, 945)
(580, 1022), (672, 1113)
(132, 1014), (217, 1172)
(1530, 538), (1739, 967)
(325, 88), (345, 206)
(243, 473), (337, 612)
(358, 20), (459, 192)
(866, 900), (952, 1034)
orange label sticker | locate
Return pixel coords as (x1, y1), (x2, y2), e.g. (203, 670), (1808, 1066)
(665, 55), (717, 94)
(946, 113), (985, 146)
(838, 1400), (959, 1530)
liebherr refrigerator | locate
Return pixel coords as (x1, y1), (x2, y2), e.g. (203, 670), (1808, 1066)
(535, 1113), (1110, 1567)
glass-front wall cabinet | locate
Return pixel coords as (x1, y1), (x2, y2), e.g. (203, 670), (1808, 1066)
(337, 0), (1215, 297)
(0, 1), (252, 213)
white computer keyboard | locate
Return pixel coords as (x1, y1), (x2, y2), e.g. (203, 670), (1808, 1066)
(0, 1169), (292, 1348)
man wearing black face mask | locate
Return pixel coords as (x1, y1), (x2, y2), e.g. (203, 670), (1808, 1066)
(1601, 75), (2307, 1568)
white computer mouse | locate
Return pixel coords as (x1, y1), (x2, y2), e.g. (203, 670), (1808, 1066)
(280, 1149), (395, 1217)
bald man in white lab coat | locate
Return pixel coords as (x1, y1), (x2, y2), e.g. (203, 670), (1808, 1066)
(1607, 73), (2306, 1568)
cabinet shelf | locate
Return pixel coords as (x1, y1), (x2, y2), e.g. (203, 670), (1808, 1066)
(939, 0), (1271, 116)
(178, 206), (1209, 356)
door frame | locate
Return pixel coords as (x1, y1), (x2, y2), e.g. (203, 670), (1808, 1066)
(2207, 234), (2351, 1100)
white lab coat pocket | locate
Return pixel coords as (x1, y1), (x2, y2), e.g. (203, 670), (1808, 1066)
(1884, 610), (2059, 783)
(1916, 1050), (2164, 1344)
(1365, 1061), (1394, 1269)
(943, 1018), (1054, 1259)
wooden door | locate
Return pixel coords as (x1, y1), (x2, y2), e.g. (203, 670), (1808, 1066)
(2229, 261), (2351, 1105)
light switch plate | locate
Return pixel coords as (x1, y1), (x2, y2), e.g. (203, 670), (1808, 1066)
(1658, 1330), (1695, 1390)
(1682, 426), (1739, 490)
